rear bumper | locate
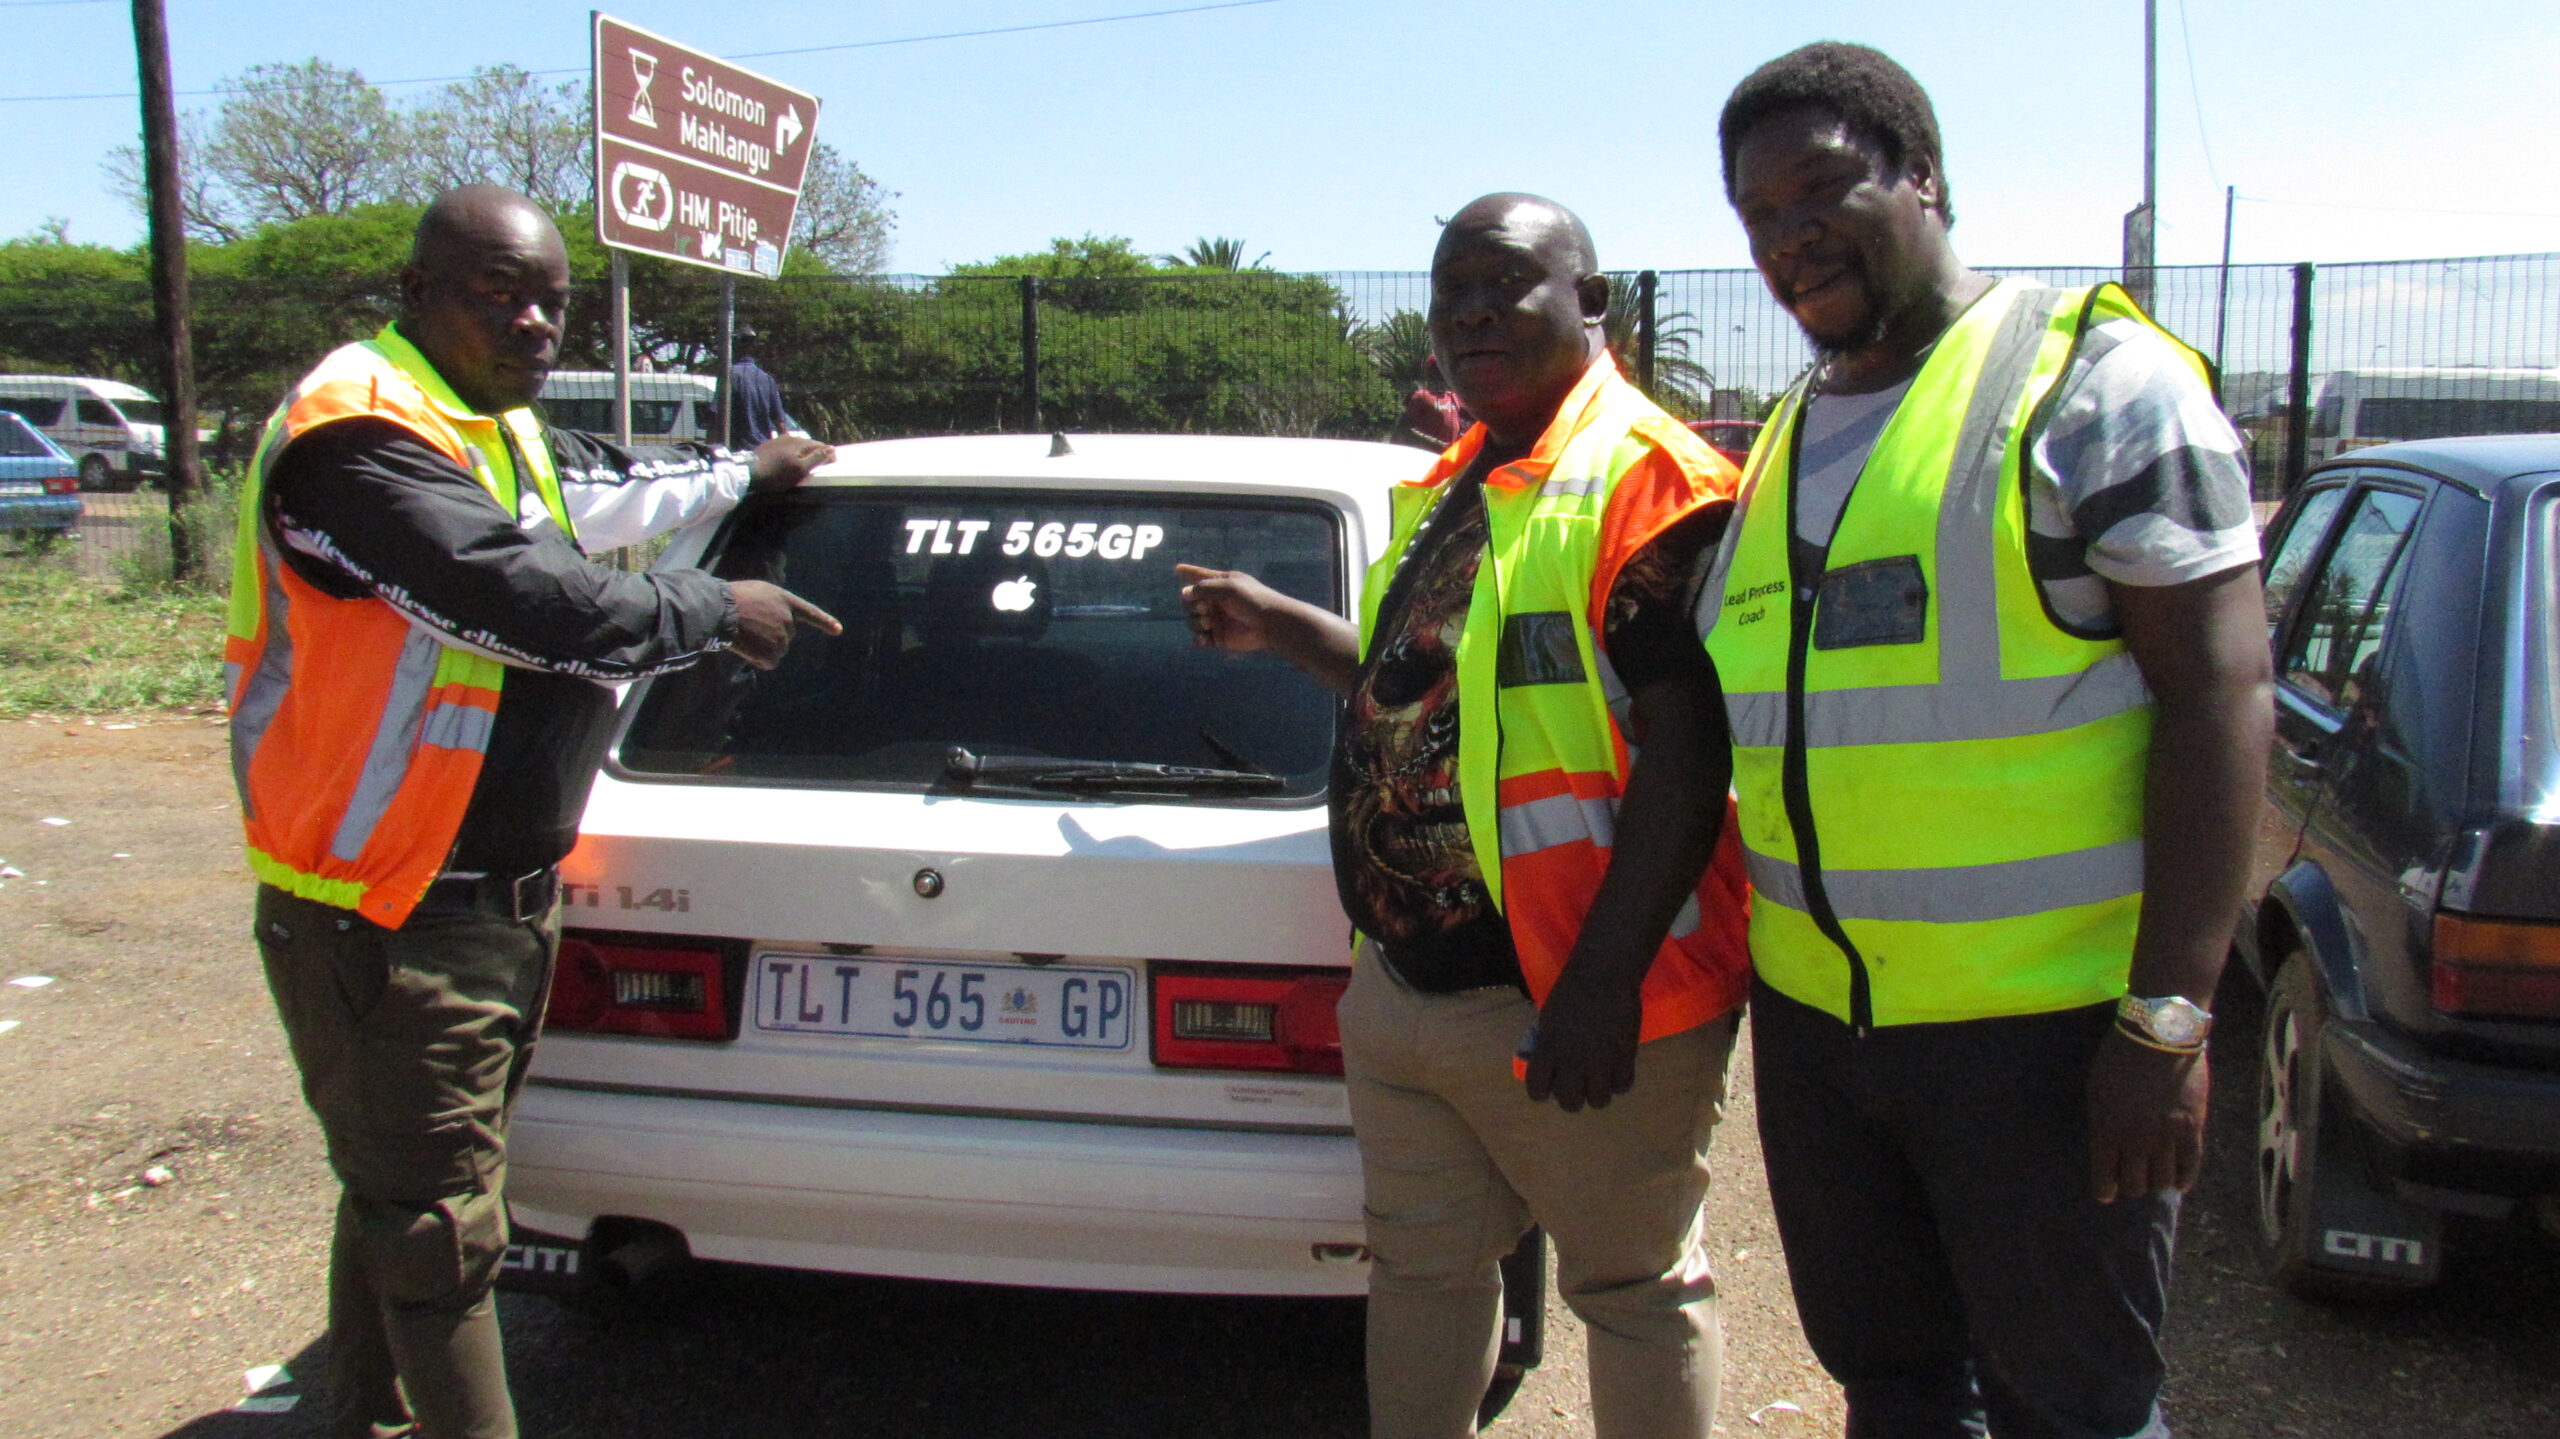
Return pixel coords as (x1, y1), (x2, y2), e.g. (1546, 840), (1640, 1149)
(2323, 1017), (2560, 1197)
(507, 1081), (1369, 1296)
(0, 495), (79, 530)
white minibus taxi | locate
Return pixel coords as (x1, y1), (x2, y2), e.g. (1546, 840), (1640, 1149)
(0, 375), (167, 491)
(2304, 367), (2560, 465)
(538, 370), (721, 442)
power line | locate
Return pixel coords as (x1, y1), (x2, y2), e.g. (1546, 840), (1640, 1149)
(2170, 0), (2221, 188)
(728, 0), (1279, 62)
(0, 0), (1283, 104)
(0, 0), (112, 7)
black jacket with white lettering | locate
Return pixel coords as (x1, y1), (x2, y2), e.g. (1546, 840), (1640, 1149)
(266, 419), (742, 874)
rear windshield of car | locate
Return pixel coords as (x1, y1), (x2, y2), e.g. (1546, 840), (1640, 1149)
(2526, 485), (2560, 802)
(0, 415), (54, 456)
(617, 486), (1345, 801)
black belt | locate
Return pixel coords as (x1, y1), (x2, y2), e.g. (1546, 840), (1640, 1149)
(417, 867), (559, 923)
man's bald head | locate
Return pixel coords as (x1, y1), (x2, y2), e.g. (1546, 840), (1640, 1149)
(1435, 193), (1599, 278)
(411, 185), (565, 277)
(1427, 193), (1610, 450)
(398, 186), (571, 414)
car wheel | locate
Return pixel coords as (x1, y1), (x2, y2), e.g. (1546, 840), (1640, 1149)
(77, 454), (111, 492)
(2255, 952), (2435, 1299)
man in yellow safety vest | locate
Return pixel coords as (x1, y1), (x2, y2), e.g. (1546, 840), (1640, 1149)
(1180, 194), (1750, 1439)
(1701, 44), (2274, 1437)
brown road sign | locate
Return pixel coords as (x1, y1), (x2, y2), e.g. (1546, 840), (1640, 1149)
(593, 12), (822, 278)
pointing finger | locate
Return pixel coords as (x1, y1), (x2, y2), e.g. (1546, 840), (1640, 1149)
(780, 588), (842, 635)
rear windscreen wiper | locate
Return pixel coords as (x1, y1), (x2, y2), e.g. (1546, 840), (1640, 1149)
(944, 747), (1284, 793)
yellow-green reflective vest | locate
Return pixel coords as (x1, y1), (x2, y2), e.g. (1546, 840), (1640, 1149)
(1358, 358), (1750, 1041)
(1700, 280), (2209, 1028)
(223, 324), (575, 927)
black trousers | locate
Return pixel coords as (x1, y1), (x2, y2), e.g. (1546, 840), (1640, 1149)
(1750, 982), (2176, 1439)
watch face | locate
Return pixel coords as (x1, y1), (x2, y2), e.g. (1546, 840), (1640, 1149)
(2149, 999), (2209, 1046)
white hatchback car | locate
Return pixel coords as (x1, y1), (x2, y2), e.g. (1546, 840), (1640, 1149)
(503, 432), (1433, 1301)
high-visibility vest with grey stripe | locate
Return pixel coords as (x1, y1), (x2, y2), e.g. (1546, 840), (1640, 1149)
(1699, 280), (2209, 1029)
(222, 325), (574, 928)
(1355, 358), (1752, 1044)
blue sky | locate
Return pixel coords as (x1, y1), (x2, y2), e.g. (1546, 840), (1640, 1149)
(4, 0), (2555, 274)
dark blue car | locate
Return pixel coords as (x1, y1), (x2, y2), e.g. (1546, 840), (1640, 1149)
(0, 410), (82, 533)
(2243, 434), (2560, 1295)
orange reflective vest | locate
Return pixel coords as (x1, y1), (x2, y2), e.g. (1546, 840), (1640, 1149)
(1358, 355), (1752, 1041)
(223, 325), (572, 928)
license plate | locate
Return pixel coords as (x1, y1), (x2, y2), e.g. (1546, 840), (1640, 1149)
(751, 954), (1135, 1050)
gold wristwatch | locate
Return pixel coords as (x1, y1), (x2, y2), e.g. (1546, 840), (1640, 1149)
(2116, 995), (2213, 1054)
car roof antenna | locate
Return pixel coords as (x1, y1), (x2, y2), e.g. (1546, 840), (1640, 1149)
(1048, 431), (1074, 458)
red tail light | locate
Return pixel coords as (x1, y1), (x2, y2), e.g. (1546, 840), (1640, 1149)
(1151, 965), (1347, 1075)
(549, 932), (735, 1039)
(2431, 914), (2560, 1019)
(42, 472), (76, 496)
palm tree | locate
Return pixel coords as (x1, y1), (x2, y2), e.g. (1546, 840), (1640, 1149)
(1354, 309), (1435, 395)
(1171, 236), (1271, 271)
(1601, 275), (1716, 418)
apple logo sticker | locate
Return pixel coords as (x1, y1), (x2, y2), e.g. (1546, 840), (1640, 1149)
(990, 576), (1039, 613)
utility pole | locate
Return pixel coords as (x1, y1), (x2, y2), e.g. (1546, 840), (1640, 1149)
(717, 275), (735, 448)
(130, 0), (204, 581)
(2143, 0), (2157, 241)
(2122, 0), (2158, 310)
(2212, 184), (2235, 401)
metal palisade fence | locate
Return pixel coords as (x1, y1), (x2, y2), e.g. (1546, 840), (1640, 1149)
(3, 252), (2556, 574)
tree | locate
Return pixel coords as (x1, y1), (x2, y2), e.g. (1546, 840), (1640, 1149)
(1355, 309), (1433, 395)
(789, 142), (896, 275)
(1170, 236), (1269, 271)
(926, 236), (1394, 436)
(1601, 276), (1715, 418)
(403, 65), (589, 213)
(949, 234), (1160, 314)
(200, 60), (407, 227)
(102, 112), (244, 244)
(0, 231), (153, 380)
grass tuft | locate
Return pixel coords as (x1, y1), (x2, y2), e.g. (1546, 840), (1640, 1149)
(0, 554), (228, 717)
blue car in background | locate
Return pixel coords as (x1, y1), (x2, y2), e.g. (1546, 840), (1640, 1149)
(0, 410), (83, 533)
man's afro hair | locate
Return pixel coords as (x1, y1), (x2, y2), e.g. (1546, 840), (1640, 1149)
(1718, 42), (1951, 225)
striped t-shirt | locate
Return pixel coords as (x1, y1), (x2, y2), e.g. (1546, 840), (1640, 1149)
(1794, 316), (2260, 633)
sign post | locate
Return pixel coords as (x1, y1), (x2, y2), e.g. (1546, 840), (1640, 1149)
(591, 12), (820, 445)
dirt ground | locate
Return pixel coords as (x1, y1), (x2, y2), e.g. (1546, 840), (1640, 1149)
(1, 719), (2554, 1437)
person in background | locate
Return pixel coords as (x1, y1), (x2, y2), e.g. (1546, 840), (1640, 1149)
(1178, 193), (1750, 1439)
(225, 185), (838, 1439)
(1391, 352), (1473, 452)
(1701, 43), (2272, 1438)
(724, 323), (798, 448)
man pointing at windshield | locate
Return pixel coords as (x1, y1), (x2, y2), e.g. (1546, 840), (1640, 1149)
(1180, 194), (1750, 1439)
(226, 185), (836, 1438)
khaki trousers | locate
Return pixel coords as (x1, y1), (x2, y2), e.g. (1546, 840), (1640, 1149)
(256, 884), (557, 1439)
(1340, 947), (1737, 1439)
